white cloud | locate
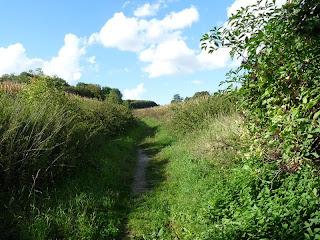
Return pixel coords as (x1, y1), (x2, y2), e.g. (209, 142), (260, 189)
(0, 43), (44, 75)
(192, 80), (203, 85)
(89, 6), (199, 52)
(134, 2), (161, 17)
(43, 34), (86, 83)
(124, 67), (129, 72)
(139, 39), (233, 78)
(91, 12), (144, 52)
(139, 39), (195, 77)
(122, 1), (130, 9)
(160, 6), (199, 30)
(0, 35), (86, 83)
(196, 47), (231, 70)
(124, 83), (147, 100)
(87, 56), (96, 64)
(227, 0), (286, 17)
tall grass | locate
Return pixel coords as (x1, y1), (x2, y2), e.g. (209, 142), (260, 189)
(0, 74), (135, 238)
(127, 93), (320, 239)
(167, 94), (236, 135)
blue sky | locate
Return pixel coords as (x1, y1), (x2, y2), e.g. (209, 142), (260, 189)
(0, 0), (283, 105)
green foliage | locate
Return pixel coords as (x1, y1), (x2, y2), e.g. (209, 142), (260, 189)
(192, 91), (210, 99)
(0, 73), (135, 238)
(201, 0), (320, 166)
(167, 92), (237, 135)
(0, 72), (126, 104)
(128, 96), (320, 239)
(0, 72), (32, 83)
(171, 94), (184, 103)
(19, 125), (144, 239)
(106, 88), (123, 104)
(125, 100), (159, 109)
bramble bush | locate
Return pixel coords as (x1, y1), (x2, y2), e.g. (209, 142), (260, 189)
(202, 0), (320, 167)
(199, 0), (320, 238)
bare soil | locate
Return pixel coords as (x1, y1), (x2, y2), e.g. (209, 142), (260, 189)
(131, 149), (150, 194)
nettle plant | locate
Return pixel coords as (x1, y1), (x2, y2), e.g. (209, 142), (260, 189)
(201, 0), (320, 168)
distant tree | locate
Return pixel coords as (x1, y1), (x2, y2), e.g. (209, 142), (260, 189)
(86, 84), (103, 99)
(171, 94), (184, 103)
(106, 88), (123, 104)
(0, 74), (17, 82)
(17, 72), (32, 83)
(102, 86), (112, 100)
(192, 91), (210, 99)
(184, 97), (191, 102)
(52, 76), (69, 88)
(125, 100), (158, 109)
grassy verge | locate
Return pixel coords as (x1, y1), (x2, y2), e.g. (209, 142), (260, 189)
(127, 111), (242, 239)
(128, 96), (320, 239)
(2, 123), (146, 239)
(0, 74), (139, 239)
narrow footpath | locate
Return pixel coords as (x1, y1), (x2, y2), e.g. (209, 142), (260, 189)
(131, 149), (150, 194)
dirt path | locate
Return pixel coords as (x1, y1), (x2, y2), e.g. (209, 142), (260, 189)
(131, 149), (150, 194)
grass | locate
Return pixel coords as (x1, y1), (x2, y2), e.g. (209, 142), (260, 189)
(0, 75), (136, 239)
(127, 97), (320, 239)
(127, 108), (242, 239)
(2, 122), (149, 239)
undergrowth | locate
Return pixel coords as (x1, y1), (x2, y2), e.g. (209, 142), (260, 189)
(127, 93), (320, 239)
(0, 73), (137, 239)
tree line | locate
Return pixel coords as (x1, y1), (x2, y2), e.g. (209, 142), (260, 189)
(0, 71), (158, 109)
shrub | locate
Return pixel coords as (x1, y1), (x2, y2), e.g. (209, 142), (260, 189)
(201, 0), (320, 166)
(167, 92), (237, 135)
(0, 73), (134, 202)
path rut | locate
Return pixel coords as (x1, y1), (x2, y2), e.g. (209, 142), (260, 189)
(131, 149), (150, 194)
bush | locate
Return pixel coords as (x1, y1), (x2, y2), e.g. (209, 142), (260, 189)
(202, 0), (320, 166)
(167, 92), (237, 135)
(0, 73), (134, 201)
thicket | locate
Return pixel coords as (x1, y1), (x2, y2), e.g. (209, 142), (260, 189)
(125, 100), (159, 109)
(198, 0), (320, 238)
(0, 73), (134, 237)
(202, 0), (320, 168)
(168, 92), (237, 135)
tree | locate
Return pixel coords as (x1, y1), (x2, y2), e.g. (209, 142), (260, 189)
(192, 91), (210, 99)
(201, 0), (320, 163)
(171, 94), (184, 103)
(106, 88), (123, 104)
(102, 86), (112, 100)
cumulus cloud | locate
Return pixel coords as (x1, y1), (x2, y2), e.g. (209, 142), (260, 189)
(139, 39), (195, 77)
(89, 6), (199, 52)
(124, 83), (147, 100)
(91, 12), (144, 52)
(88, 5), (237, 78)
(43, 34), (86, 83)
(0, 43), (44, 75)
(134, 2), (161, 17)
(139, 39), (233, 78)
(0, 34), (86, 83)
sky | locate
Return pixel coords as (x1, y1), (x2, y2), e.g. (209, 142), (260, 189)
(0, 0), (285, 105)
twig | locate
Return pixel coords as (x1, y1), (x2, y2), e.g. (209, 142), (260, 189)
(28, 169), (41, 198)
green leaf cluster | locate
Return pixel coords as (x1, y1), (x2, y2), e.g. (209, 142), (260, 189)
(202, 0), (320, 166)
